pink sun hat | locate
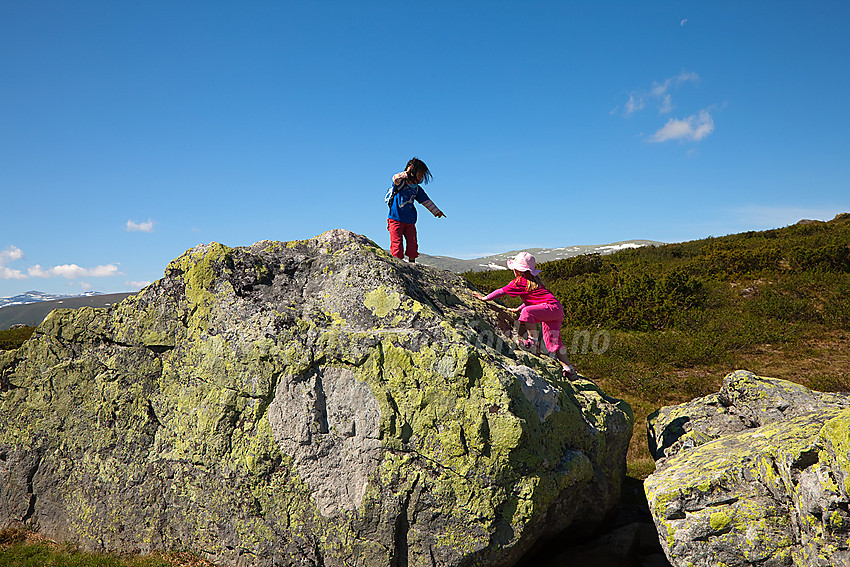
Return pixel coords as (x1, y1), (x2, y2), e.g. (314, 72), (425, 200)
(506, 252), (542, 276)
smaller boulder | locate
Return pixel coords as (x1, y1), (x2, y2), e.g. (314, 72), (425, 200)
(647, 369), (850, 461)
(645, 371), (850, 567)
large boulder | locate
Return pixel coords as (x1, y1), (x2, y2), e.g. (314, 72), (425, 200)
(0, 229), (633, 567)
(645, 370), (850, 567)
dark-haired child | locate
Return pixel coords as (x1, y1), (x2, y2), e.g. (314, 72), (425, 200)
(385, 157), (445, 262)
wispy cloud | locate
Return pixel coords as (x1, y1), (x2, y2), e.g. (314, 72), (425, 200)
(621, 71), (699, 117)
(126, 280), (152, 289)
(652, 71), (699, 94)
(618, 72), (717, 144)
(0, 246), (27, 280)
(648, 109), (715, 142)
(624, 94), (645, 115)
(126, 218), (155, 232)
(28, 263), (120, 279)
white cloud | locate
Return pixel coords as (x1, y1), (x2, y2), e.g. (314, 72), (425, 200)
(624, 94), (645, 116)
(0, 266), (26, 280)
(623, 71), (700, 117)
(0, 246), (27, 279)
(1, 245), (123, 283)
(659, 94), (673, 115)
(28, 263), (120, 279)
(126, 218), (155, 232)
(648, 109), (714, 142)
(26, 265), (49, 278)
(681, 19), (688, 26)
(652, 72), (699, 112)
(674, 71), (699, 86)
(1, 246), (24, 263)
(126, 280), (152, 289)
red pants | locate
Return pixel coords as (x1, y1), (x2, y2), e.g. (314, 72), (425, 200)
(387, 219), (418, 260)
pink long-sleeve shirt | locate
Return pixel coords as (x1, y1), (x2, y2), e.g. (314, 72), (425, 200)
(483, 277), (560, 305)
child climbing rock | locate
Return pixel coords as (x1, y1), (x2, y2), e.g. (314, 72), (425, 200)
(385, 157), (445, 262)
(474, 251), (576, 378)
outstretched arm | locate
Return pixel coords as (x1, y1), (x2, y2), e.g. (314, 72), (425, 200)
(421, 199), (445, 218)
(475, 288), (506, 301)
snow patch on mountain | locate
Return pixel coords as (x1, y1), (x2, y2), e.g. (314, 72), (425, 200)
(0, 290), (103, 309)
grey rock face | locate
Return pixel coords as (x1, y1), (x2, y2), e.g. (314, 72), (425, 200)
(648, 370), (850, 461)
(645, 370), (850, 567)
(267, 366), (383, 517)
(0, 229), (633, 567)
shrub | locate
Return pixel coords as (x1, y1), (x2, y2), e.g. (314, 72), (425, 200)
(0, 326), (36, 350)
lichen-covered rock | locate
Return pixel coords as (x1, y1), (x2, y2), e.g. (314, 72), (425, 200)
(645, 371), (850, 567)
(647, 370), (850, 461)
(0, 229), (633, 567)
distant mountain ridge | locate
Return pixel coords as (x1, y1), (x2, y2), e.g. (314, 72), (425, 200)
(0, 239), (659, 328)
(0, 290), (94, 309)
(418, 239), (665, 273)
(0, 292), (135, 330)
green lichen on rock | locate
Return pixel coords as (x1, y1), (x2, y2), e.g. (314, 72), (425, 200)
(646, 371), (850, 567)
(0, 229), (632, 567)
(820, 408), (850, 495)
(709, 511), (731, 532)
(363, 286), (402, 318)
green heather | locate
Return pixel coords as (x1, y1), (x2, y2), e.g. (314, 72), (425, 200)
(0, 326), (35, 351)
(462, 213), (850, 476)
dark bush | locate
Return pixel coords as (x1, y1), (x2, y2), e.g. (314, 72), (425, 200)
(0, 326), (36, 350)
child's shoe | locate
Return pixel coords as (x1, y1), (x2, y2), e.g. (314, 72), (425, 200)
(520, 337), (537, 351)
(561, 365), (577, 379)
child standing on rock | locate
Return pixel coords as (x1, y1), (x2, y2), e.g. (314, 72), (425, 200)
(474, 252), (576, 378)
(385, 157), (445, 263)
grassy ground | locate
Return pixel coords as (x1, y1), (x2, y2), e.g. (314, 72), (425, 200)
(569, 326), (850, 478)
(0, 526), (215, 567)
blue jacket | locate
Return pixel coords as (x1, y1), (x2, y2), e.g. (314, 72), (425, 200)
(385, 182), (432, 224)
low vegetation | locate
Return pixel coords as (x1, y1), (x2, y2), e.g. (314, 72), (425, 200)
(0, 326), (35, 351)
(0, 526), (214, 567)
(463, 213), (850, 478)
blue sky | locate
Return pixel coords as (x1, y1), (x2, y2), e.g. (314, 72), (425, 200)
(2, 1), (848, 297)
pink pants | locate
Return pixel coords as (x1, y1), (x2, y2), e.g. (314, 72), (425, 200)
(518, 302), (564, 354)
(387, 219), (418, 260)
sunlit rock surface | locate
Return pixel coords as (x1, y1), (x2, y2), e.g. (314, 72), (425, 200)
(0, 229), (632, 567)
(646, 370), (850, 567)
